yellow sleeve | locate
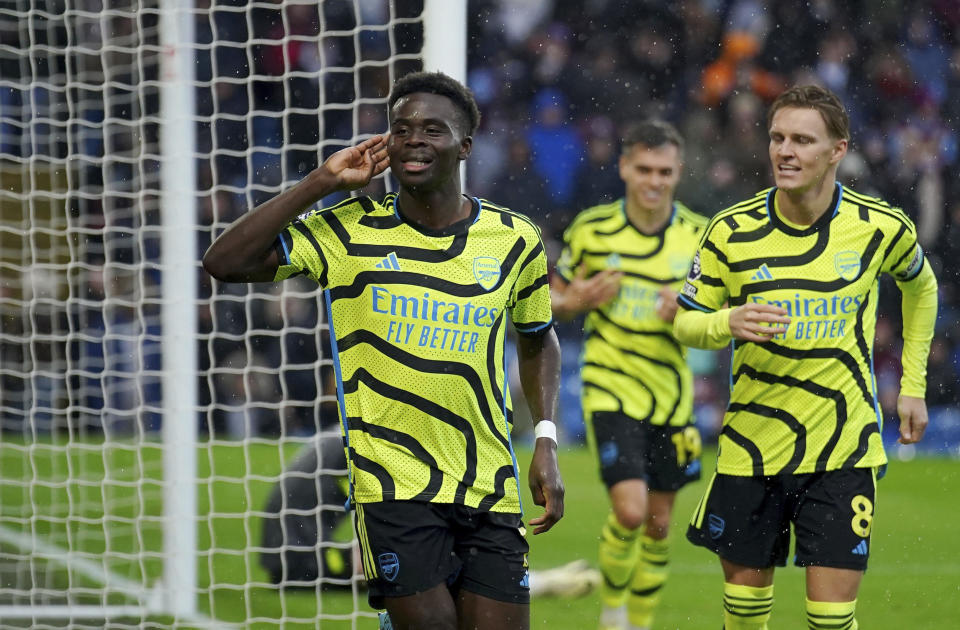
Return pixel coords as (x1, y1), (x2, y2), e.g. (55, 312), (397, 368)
(897, 260), (938, 398)
(510, 222), (554, 335)
(673, 306), (734, 350)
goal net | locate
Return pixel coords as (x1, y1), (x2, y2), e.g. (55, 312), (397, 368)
(0, 1), (462, 627)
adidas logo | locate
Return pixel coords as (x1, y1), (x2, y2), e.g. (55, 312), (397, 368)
(851, 540), (868, 556)
(750, 263), (773, 281)
(375, 252), (401, 271)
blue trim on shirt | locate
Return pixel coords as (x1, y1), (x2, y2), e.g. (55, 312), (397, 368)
(502, 350), (524, 516)
(276, 234), (291, 266)
(729, 340), (736, 394)
(619, 198), (678, 226)
(471, 197), (482, 225)
(765, 183), (843, 219)
(764, 187), (775, 219)
(677, 294), (713, 313)
(868, 292), (884, 431)
(515, 319), (554, 334)
(324, 290), (354, 509)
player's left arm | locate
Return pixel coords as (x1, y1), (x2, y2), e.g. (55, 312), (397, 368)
(511, 223), (564, 532)
(896, 260), (938, 444)
(516, 327), (565, 534)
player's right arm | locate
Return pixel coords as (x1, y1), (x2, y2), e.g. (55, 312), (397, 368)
(202, 135), (389, 283)
(550, 265), (622, 320)
(517, 327), (565, 535)
(893, 247), (938, 445)
(550, 215), (623, 320)
(673, 213), (789, 348)
(675, 290), (790, 349)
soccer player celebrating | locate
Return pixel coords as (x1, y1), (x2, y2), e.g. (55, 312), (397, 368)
(551, 120), (707, 630)
(203, 71), (564, 630)
(675, 85), (938, 629)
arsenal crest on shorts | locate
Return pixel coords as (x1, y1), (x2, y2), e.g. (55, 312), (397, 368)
(708, 514), (726, 539)
(378, 552), (400, 582)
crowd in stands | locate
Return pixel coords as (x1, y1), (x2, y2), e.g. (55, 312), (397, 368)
(3, 1), (958, 447)
(190, 0), (960, 444)
(464, 0), (960, 445)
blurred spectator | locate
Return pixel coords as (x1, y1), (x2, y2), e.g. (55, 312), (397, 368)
(926, 338), (959, 407)
(885, 97), (957, 244)
(490, 137), (551, 220)
(813, 30), (856, 101)
(566, 35), (644, 122)
(700, 32), (784, 107)
(621, 11), (687, 114)
(903, 13), (950, 106)
(722, 91), (769, 187)
(570, 117), (622, 216)
(759, 4), (826, 76)
(525, 88), (585, 222)
(526, 22), (578, 91)
(873, 317), (903, 421)
(494, 0), (553, 47)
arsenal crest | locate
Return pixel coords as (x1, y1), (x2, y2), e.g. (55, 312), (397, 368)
(834, 251), (861, 281)
(378, 552), (400, 582)
(473, 257), (501, 291)
(708, 514), (726, 539)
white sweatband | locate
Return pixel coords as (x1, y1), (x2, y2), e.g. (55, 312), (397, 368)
(534, 420), (557, 444)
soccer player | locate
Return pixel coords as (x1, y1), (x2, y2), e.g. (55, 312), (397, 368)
(551, 120), (707, 630)
(675, 85), (938, 630)
(203, 71), (564, 630)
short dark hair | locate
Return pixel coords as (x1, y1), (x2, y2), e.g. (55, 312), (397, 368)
(767, 85), (850, 140)
(388, 71), (481, 136)
(621, 120), (684, 157)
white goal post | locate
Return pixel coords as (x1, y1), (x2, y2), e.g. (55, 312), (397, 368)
(0, 1), (465, 627)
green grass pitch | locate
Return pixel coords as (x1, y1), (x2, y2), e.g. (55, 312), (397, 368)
(1, 440), (957, 628)
(525, 444), (960, 629)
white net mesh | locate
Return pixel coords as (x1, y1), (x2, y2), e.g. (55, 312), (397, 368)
(0, 1), (430, 627)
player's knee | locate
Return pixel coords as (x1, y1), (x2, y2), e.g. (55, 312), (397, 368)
(612, 504), (647, 531)
(644, 513), (671, 539)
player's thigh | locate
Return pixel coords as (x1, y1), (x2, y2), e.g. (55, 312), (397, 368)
(687, 473), (791, 569)
(644, 424), (702, 536)
(452, 509), (530, 608)
(456, 589), (528, 630)
(589, 411), (649, 487)
(354, 501), (460, 611)
(646, 423), (703, 492)
(793, 468), (876, 574)
(384, 583), (457, 630)
(805, 566), (863, 602)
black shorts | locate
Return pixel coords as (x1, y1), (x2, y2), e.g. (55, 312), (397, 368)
(590, 411), (702, 491)
(687, 468), (877, 571)
(354, 500), (529, 609)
